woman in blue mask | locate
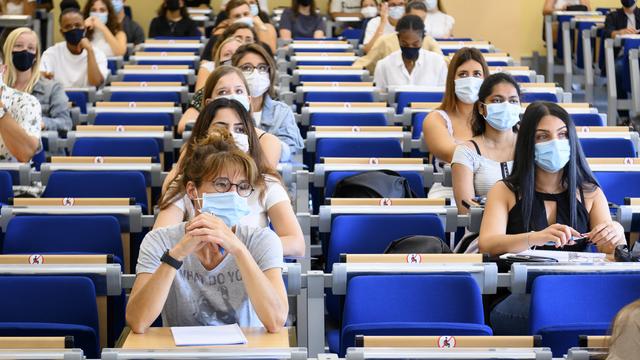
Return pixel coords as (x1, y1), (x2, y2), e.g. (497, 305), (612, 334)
(127, 127), (288, 334)
(157, 97), (305, 257)
(423, 47), (488, 198)
(373, 14), (447, 90)
(82, 0), (126, 56)
(478, 102), (626, 335)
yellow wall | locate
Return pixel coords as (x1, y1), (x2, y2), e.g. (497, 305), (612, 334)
(52, 0), (623, 60)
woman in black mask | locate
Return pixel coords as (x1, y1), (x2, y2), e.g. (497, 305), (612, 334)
(3, 27), (71, 132)
(373, 14), (447, 90)
(149, 0), (200, 38)
(278, 0), (326, 39)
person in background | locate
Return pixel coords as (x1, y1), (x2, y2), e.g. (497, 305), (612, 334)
(423, 48), (488, 198)
(213, 0), (276, 53)
(59, 0), (80, 12)
(279, 0), (326, 40)
(195, 37), (243, 91)
(83, 0), (127, 57)
(149, 0), (200, 38)
(373, 14), (447, 89)
(1, 0), (35, 15)
(330, 0), (361, 19)
(41, 7), (109, 88)
(607, 299), (640, 360)
(352, 4), (442, 73)
(3, 28), (71, 132)
(127, 127), (288, 334)
(362, 0), (405, 53)
(232, 43), (304, 161)
(113, 0), (145, 45)
(543, 0), (590, 14)
(0, 53), (41, 163)
(360, 0), (378, 20)
(424, 0), (453, 38)
(184, 0), (210, 7)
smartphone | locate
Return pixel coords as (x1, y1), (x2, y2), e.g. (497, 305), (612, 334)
(544, 236), (590, 247)
(505, 255), (559, 263)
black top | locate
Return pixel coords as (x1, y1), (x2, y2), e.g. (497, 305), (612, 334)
(149, 16), (201, 38)
(279, 8), (325, 39)
(506, 189), (590, 252)
(121, 15), (145, 45)
(603, 7), (640, 39)
(185, 0), (211, 7)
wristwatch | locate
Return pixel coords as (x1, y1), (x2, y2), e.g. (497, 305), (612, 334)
(161, 249), (183, 270)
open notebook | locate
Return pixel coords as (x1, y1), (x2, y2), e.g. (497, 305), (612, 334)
(500, 249), (607, 262)
(171, 324), (248, 346)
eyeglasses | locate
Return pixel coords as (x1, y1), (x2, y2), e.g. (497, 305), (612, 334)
(239, 63), (269, 75)
(212, 177), (254, 197)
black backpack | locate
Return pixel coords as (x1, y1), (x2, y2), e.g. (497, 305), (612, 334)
(384, 235), (452, 254)
(332, 170), (417, 198)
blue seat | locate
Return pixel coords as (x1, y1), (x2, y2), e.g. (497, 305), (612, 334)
(107, 59), (119, 75)
(0, 171), (12, 206)
(0, 276), (100, 358)
(487, 60), (510, 66)
(396, 91), (444, 114)
(94, 113), (174, 129)
(530, 274), (640, 357)
(296, 60), (354, 66)
(121, 74), (188, 84)
(339, 275), (492, 356)
(315, 138), (403, 163)
(310, 113), (387, 127)
(42, 171), (148, 214)
(136, 60), (195, 68)
(412, 112), (429, 139)
(620, 38), (640, 95)
(109, 91), (181, 104)
(299, 74), (363, 82)
(325, 171), (426, 198)
(579, 138), (636, 158)
(66, 90), (89, 114)
(72, 138), (161, 164)
(593, 171), (640, 206)
(521, 92), (558, 103)
(305, 91), (374, 103)
(571, 113), (605, 127)
(339, 28), (363, 42)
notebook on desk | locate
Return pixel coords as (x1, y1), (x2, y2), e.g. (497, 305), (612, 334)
(500, 249), (607, 263)
(171, 324), (248, 346)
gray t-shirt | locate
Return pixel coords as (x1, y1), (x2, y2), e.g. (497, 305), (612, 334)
(136, 222), (284, 327)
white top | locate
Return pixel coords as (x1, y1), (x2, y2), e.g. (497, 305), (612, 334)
(0, 85), (42, 162)
(553, 0), (581, 10)
(427, 110), (460, 199)
(363, 16), (395, 45)
(451, 144), (513, 197)
(424, 11), (455, 39)
(174, 175), (290, 228)
(40, 41), (109, 88)
(5, 1), (23, 15)
(91, 29), (114, 57)
(374, 49), (447, 90)
(253, 111), (263, 127)
(628, 12), (637, 29)
(330, 0), (361, 13)
(200, 61), (215, 73)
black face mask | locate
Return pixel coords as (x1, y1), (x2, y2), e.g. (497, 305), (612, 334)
(298, 0), (311, 6)
(12, 50), (36, 72)
(622, 0), (636, 8)
(400, 46), (420, 61)
(166, 0), (181, 11)
(63, 28), (85, 46)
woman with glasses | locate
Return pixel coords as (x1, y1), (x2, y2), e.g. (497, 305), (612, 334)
(232, 43), (303, 162)
(127, 126), (288, 333)
(158, 96), (304, 257)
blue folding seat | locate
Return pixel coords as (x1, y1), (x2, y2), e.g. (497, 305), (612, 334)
(72, 138), (161, 164)
(109, 90), (181, 104)
(571, 113), (605, 127)
(65, 90), (90, 114)
(338, 274), (492, 356)
(304, 91), (374, 103)
(531, 274), (640, 357)
(310, 113), (387, 127)
(0, 276), (100, 358)
(315, 138), (403, 163)
(580, 138), (636, 158)
(396, 91), (444, 114)
(121, 73), (188, 84)
(521, 92), (558, 103)
(94, 113), (174, 129)
(593, 171), (640, 206)
(0, 171), (12, 206)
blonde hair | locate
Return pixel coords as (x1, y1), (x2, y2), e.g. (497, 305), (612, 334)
(214, 37), (242, 67)
(608, 299), (640, 355)
(3, 27), (41, 93)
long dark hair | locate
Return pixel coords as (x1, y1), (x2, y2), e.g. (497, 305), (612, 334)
(293, 0), (318, 17)
(157, 0), (190, 19)
(471, 72), (521, 136)
(83, 0), (122, 40)
(503, 102), (599, 231)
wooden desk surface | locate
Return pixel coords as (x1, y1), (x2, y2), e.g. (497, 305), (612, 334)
(119, 327), (294, 349)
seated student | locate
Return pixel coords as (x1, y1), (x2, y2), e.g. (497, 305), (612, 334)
(41, 7), (109, 88)
(126, 128), (288, 333)
(279, 0), (326, 40)
(603, 0), (640, 103)
(478, 102), (627, 334)
(83, 0), (127, 57)
(330, 0), (362, 19)
(149, 0), (200, 38)
(232, 44), (303, 162)
(200, 23), (257, 86)
(607, 299), (640, 360)
(423, 47), (488, 198)
(373, 14), (447, 89)
(157, 98), (304, 256)
(451, 73), (520, 253)
(0, 52), (42, 162)
(112, 0), (145, 45)
(360, 0), (378, 20)
(543, 0), (590, 14)
(213, 0), (276, 53)
(362, 0), (405, 54)
(196, 37), (243, 91)
(3, 28), (71, 132)
(352, 9), (442, 74)
(424, 0), (454, 38)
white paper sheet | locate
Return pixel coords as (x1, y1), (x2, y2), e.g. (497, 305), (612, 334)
(500, 249), (607, 262)
(170, 324), (248, 346)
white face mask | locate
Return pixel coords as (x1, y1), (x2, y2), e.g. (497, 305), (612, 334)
(232, 132), (250, 153)
(234, 16), (254, 27)
(90, 11), (109, 25)
(454, 77), (484, 104)
(216, 94), (251, 112)
(360, 5), (378, 18)
(388, 6), (405, 20)
(425, 0), (438, 11)
(244, 70), (271, 97)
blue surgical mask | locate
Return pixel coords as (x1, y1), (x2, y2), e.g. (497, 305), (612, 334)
(249, 3), (260, 16)
(482, 102), (521, 131)
(534, 139), (571, 173)
(216, 94), (251, 112)
(112, 0), (124, 13)
(90, 12), (109, 25)
(455, 77), (483, 104)
(199, 191), (251, 228)
(388, 6), (405, 20)
(235, 16), (254, 27)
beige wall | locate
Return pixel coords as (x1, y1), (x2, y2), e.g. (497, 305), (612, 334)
(53, 0), (623, 60)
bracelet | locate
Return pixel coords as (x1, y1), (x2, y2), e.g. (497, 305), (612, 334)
(526, 231), (532, 248)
